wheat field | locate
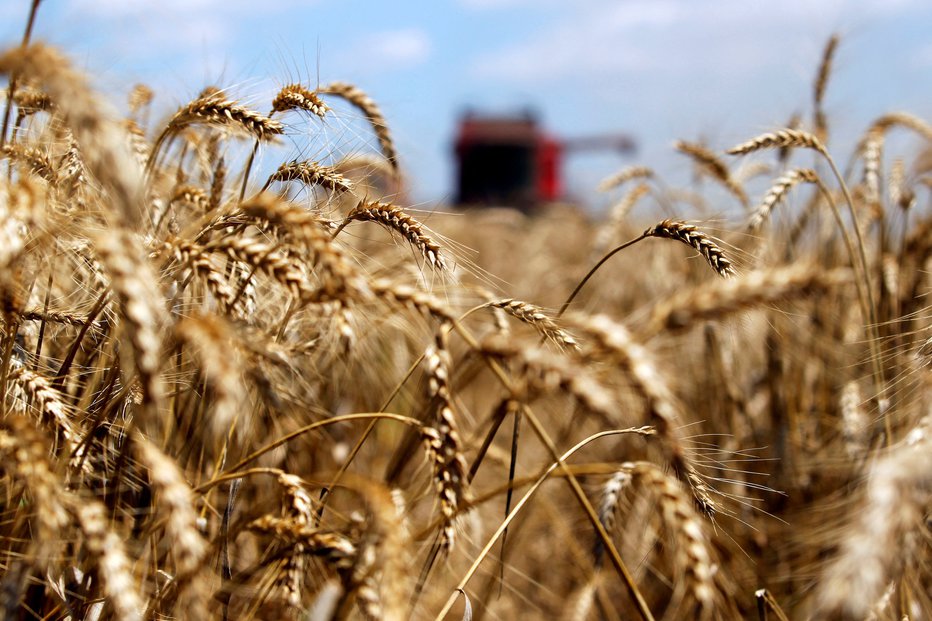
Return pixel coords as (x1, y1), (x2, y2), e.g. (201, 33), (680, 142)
(0, 6), (929, 620)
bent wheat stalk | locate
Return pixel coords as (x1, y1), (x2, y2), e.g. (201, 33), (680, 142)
(558, 219), (735, 318)
(728, 127), (887, 434)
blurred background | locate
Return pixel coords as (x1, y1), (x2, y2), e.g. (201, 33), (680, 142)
(1, 0), (930, 210)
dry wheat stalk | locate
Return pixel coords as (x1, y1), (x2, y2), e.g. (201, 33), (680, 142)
(642, 264), (848, 337)
(421, 329), (469, 551)
(265, 159), (354, 194)
(68, 498), (144, 621)
(239, 194), (369, 303)
(207, 155), (226, 213)
(8, 366), (80, 443)
(1, 143), (55, 182)
(0, 44), (146, 226)
(675, 140), (748, 206)
(319, 81), (397, 172)
(271, 83), (328, 118)
(20, 308), (102, 329)
(869, 111), (932, 140)
(624, 461), (719, 617)
(166, 238), (243, 315)
(370, 278), (454, 323)
(594, 183), (651, 253)
(333, 152), (398, 186)
(727, 129), (827, 156)
(175, 314), (246, 440)
(341, 199), (447, 270)
(170, 184), (209, 212)
(817, 416), (932, 619)
(56, 131), (86, 196)
(748, 168), (818, 234)
(861, 128), (884, 215)
(247, 515), (358, 570)
(813, 34), (839, 142)
(154, 91), (283, 152)
(205, 236), (308, 297)
(569, 314), (715, 517)
(134, 436), (206, 580)
(643, 219), (737, 278)
(488, 298), (577, 350)
(733, 160), (773, 185)
(595, 468), (634, 565)
(0, 178), (40, 270)
(888, 158), (914, 211)
(478, 333), (619, 427)
(122, 118), (150, 167)
(95, 230), (167, 416)
(127, 83), (153, 116)
(276, 473), (315, 609)
(0, 419), (69, 543)
(839, 381), (867, 460)
(597, 165), (653, 192)
(607, 182), (650, 223)
(12, 85), (52, 120)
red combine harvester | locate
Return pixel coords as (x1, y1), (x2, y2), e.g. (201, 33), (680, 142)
(453, 111), (635, 210)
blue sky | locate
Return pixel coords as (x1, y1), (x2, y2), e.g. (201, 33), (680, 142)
(2, 0), (931, 208)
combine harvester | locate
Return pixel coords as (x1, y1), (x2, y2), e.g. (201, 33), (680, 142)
(453, 110), (635, 210)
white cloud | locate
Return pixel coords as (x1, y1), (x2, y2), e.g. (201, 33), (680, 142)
(914, 42), (932, 68)
(59, 0), (309, 60)
(469, 0), (929, 84)
(370, 29), (431, 66)
(458, 0), (561, 9)
(339, 28), (432, 74)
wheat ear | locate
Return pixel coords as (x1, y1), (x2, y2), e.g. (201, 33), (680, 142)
(338, 199), (447, 270)
(643, 219), (737, 278)
(675, 140), (748, 206)
(422, 329), (469, 551)
(95, 230), (167, 419)
(263, 159), (354, 194)
(597, 165), (653, 192)
(748, 168), (818, 233)
(68, 498), (144, 621)
(320, 81), (398, 172)
(817, 416), (931, 618)
(813, 33), (839, 141)
(272, 83), (328, 117)
(625, 461), (719, 617)
(642, 264), (849, 338)
(134, 436), (206, 580)
(487, 298), (577, 350)
(151, 91), (283, 162)
(0, 44), (146, 227)
(569, 314), (715, 517)
(727, 129), (826, 156)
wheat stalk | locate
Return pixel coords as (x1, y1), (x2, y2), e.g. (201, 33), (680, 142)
(727, 129), (826, 156)
(817, 416), (932, 618)
(271, 83), (329, 118)
(422, 329), (469, 552)
(642, 264), (849, 338)
(747, 168), (818, 234)
(597, 165), (653, 192)
(487, 298), (577, 350)
(675, 140), (748, 206)
(263, 158), (354, 194)
(643, 219), (737, 278)
(320, 81), (397, 172)
(339, 199), (447, 270)
(813, 34), (839, 142)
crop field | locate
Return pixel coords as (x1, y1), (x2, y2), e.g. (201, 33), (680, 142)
(0, 6), (929, 620)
